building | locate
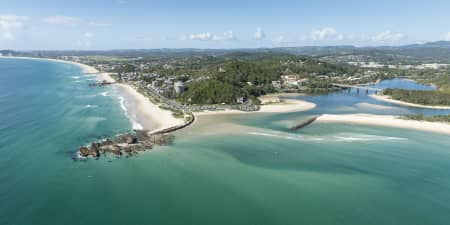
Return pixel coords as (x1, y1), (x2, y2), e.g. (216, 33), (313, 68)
(281, 75), (300, 83)
(272, 80), (281, 89)
(236, 96), (246, 104)
(174, 81), (185, 96)
(281, 75), (301, 88)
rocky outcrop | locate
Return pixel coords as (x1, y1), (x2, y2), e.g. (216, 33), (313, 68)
(79, 147), (90, 157)
(75, 131), (173, 160)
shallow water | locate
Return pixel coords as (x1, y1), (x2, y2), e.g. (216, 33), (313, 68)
(1, 58), (450, 225)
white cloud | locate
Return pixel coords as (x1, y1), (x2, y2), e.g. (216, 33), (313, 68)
(182, 31), (237, 41)
(310, 27), (342, 41)
(372, 30), (406, 43)
(0, 15), (27, 40)
(77, 32), (95, 48)
(212, 30), (236, 41)
(254, 28), (266, 40)
(188, 32), (212, 41)
(43, 16), (81, 25)
(442, 32), (450, 41)
(89, 22), (111, 27)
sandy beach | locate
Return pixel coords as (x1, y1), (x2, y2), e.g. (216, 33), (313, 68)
(114, 84), (184, 131)
(370, 94), (450, 109)
(1, 56), (184, 132)
(73, 60), (184, 132)
(317, 113), (450, 135)
(193, 98), (316, 116)
(73, 60), (184, 131)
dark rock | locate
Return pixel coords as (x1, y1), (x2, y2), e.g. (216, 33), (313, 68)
(111, 145), (122, 156)
(126, 136), (138, 144)
(79, 147), (90, 157)
(100, 139), (114, 146)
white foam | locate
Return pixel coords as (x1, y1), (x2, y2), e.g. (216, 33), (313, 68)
(118, 96), (127, 112)
(334, 134), (408, 142)
(99, 91), (109, 97)
(71, 76), (81, 79)
(131, 120), (144, 130)
(247, 131), (407, 143)
(84, 104), (98, 108)
(117, 96), (144, 130)
(247, 132), (279, 138)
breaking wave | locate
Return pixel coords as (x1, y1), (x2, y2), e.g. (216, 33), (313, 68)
(118, 96), (143, 130)
(247, 131), (407, 143)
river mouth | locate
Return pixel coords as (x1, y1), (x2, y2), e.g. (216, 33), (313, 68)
(293, 78), (450, 116)
(2, 59), (450, 225)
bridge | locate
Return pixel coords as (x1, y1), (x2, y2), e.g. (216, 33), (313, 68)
(331, 83), (383, 93)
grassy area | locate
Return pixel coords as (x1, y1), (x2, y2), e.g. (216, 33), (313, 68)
(400, 114), (450, 123)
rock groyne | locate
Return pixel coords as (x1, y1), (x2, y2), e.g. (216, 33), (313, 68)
(290, 116), (319, 131)
(74, 130), (173, 160)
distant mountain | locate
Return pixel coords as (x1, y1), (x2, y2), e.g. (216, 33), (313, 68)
(267, 41), (450, 63)
(0, 50), (17, 56)
(4, 41), (450, 63)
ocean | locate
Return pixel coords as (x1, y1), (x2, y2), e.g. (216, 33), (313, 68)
(1, 58), (450, 225)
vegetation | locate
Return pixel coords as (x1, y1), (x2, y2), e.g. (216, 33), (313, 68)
(180, 79), (244, 104)
(383, 88), (450, 106)
(400, 114), (450, 123)
(177, 53), (359, 104)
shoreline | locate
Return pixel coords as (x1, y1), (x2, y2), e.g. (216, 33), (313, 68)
(1, 56), (184, 132)
(1, 56), (316, 131)
(193, 98), (316, 116)
(317, 114), (450, 135)
(370, 94), (450, 110)
(114, 83), (184, 131)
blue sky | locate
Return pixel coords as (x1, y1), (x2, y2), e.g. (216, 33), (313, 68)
(1, 0), (450, 50)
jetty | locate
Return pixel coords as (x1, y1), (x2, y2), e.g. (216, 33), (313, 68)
(290, 116), (319, 131)
(150, 114), (195, 135)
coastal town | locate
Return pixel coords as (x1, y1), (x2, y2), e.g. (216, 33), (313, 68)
(53, 54), (390, 110)
(4, 46), (450, 160)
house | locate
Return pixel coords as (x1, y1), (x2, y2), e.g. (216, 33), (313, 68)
(236, 97), (246, 104)
(281, 75), (300, 83)
(272, 80), (281, 89)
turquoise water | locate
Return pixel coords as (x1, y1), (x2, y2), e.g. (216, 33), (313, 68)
(1, 58), (450, 225)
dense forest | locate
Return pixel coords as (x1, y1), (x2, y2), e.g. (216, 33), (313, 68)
(383, 88), (450, 106)
(179, 53), (358, 104)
